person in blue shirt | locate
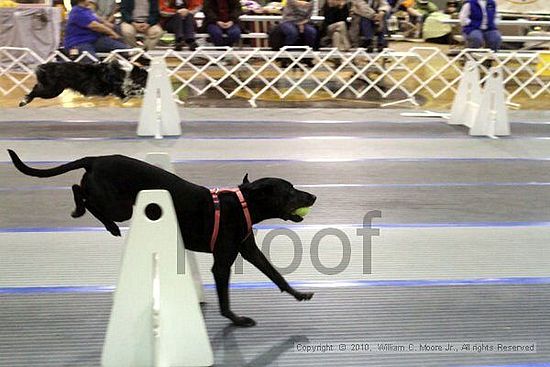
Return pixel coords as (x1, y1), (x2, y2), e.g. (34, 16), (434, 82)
(64, 0), (131, 59)
(459, 0), (501, 51)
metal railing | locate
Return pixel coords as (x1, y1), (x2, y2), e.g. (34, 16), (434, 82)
(1, 46), (549, 107)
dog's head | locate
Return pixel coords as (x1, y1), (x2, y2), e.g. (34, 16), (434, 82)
(240, 175), (316, 223)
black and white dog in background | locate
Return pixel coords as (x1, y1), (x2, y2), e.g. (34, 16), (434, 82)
(19, 60), (148, 107)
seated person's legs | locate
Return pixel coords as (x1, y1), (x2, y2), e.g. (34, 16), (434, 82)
(163, 14), (184, 49)
(121, 22), (139, 47)
(302, 24), (317, 48)
(182, 14), (198, 49)
(407, 7), (423, 37)
(465, 29), (483, 48)
(165, 14), (197, 50)
(279, 21), (299, 46)
(93, 36), (134, 60)
(383, 10), (392, 37)
(144, 24), (163, 50)
(225, 24), (241, 47)
(207, 23), (225, 46)
(376, 17), (387, 49)
(359, 18), (375, 50)
(94, 35), (132, 53)
(483, 30), (501, 52)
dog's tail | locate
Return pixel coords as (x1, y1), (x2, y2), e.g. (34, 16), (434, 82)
(8, 149), (93, 178)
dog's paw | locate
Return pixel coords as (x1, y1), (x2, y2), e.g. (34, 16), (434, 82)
(18, 100), (28, 107)
(293, 291), (314, 301)
(106, 224), (121, 237)
(71, 207), (86, 218)
(232, 316), (257, 327)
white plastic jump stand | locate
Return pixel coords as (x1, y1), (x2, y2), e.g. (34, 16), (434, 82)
(137, 58), (182, 139)
(449, 60), (482, 128)
(469, 67), (510, 137)
(101, 190), (213, 367)
(144, 152), (206, 304)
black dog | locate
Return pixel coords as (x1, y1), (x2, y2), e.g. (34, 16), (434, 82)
(8, 150), (316, 327)
(19, 61), (148, 107)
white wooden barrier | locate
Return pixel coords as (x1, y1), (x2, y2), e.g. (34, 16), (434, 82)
(449, 62), (510, 137)
(469, 67), (510, 137)
(449, 60), (482, 128)
(102, 190), (213, 367)
(145, 152), (206, 304)
(137, 58), (182, 138)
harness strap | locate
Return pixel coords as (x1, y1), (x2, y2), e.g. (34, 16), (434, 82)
(209, 188), (252, 252)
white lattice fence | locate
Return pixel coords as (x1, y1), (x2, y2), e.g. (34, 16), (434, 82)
(1, 46), (549, 106)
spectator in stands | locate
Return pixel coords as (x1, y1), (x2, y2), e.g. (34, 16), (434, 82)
(321, 0), (351, 51)
(392, 0), (423, 37)
(186, 0), (203, 11)
(349, 0), (390, 52)
(459, 0), (501, 51)
(411, 0), (437, 37)
(120, 0), (163, 50)
(95, 0), (118, 23)
(202, 0), (242, 47)
(64, 0), (131, 60)
(280, 0), (317, 49)
(159, 0), (199, 50)
(413, 0), (437, 19)
(445, 0), (460, 17)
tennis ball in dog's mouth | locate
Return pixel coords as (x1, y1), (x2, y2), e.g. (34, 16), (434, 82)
(292, 207), (311, 217)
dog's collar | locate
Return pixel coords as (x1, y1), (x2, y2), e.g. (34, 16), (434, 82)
(209, 188), (252, 252)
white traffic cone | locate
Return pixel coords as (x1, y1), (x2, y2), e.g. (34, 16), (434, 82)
(469, 67), (510, 137)
(449, 60), (482, 128)
(137, 58), (181, 138)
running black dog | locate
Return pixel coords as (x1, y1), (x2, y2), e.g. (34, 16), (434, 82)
(19, 61), (148, 107)
(8, 150), (316, 327)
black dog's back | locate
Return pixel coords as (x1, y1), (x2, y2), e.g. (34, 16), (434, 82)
(9, 149), (200, 194)
(42, 62), (125, 96)
(8, 150), (212, 239)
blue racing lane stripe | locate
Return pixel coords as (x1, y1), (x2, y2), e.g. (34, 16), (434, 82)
(2, 277), (550, 294)
(3, 220), (550, 233)
(3, 136), (550, 142)
(3, 181), (550, 192)
(1, 119), (550, 125)
(454, 362), (550, 367)
(4, 158), (550, 165)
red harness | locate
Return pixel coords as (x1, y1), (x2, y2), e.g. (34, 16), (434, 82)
(209, 188), (252, 252)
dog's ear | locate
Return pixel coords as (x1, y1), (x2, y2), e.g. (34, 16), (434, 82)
(242, 173), (250, 184)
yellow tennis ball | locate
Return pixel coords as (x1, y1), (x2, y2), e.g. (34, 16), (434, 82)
(292, 207), (310, 217)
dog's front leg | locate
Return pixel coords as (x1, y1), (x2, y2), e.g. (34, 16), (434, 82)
(212, 260), (256, 327)
(239, 237), (314, 301)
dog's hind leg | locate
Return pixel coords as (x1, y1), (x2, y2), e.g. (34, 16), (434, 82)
(19, 91), (36, 107)
(71, 184), (86, 218)
(19, 85), (64, 107)
(83, 200), (121, 237)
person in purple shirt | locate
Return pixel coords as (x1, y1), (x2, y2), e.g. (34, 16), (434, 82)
(64, 0), (131, 60)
